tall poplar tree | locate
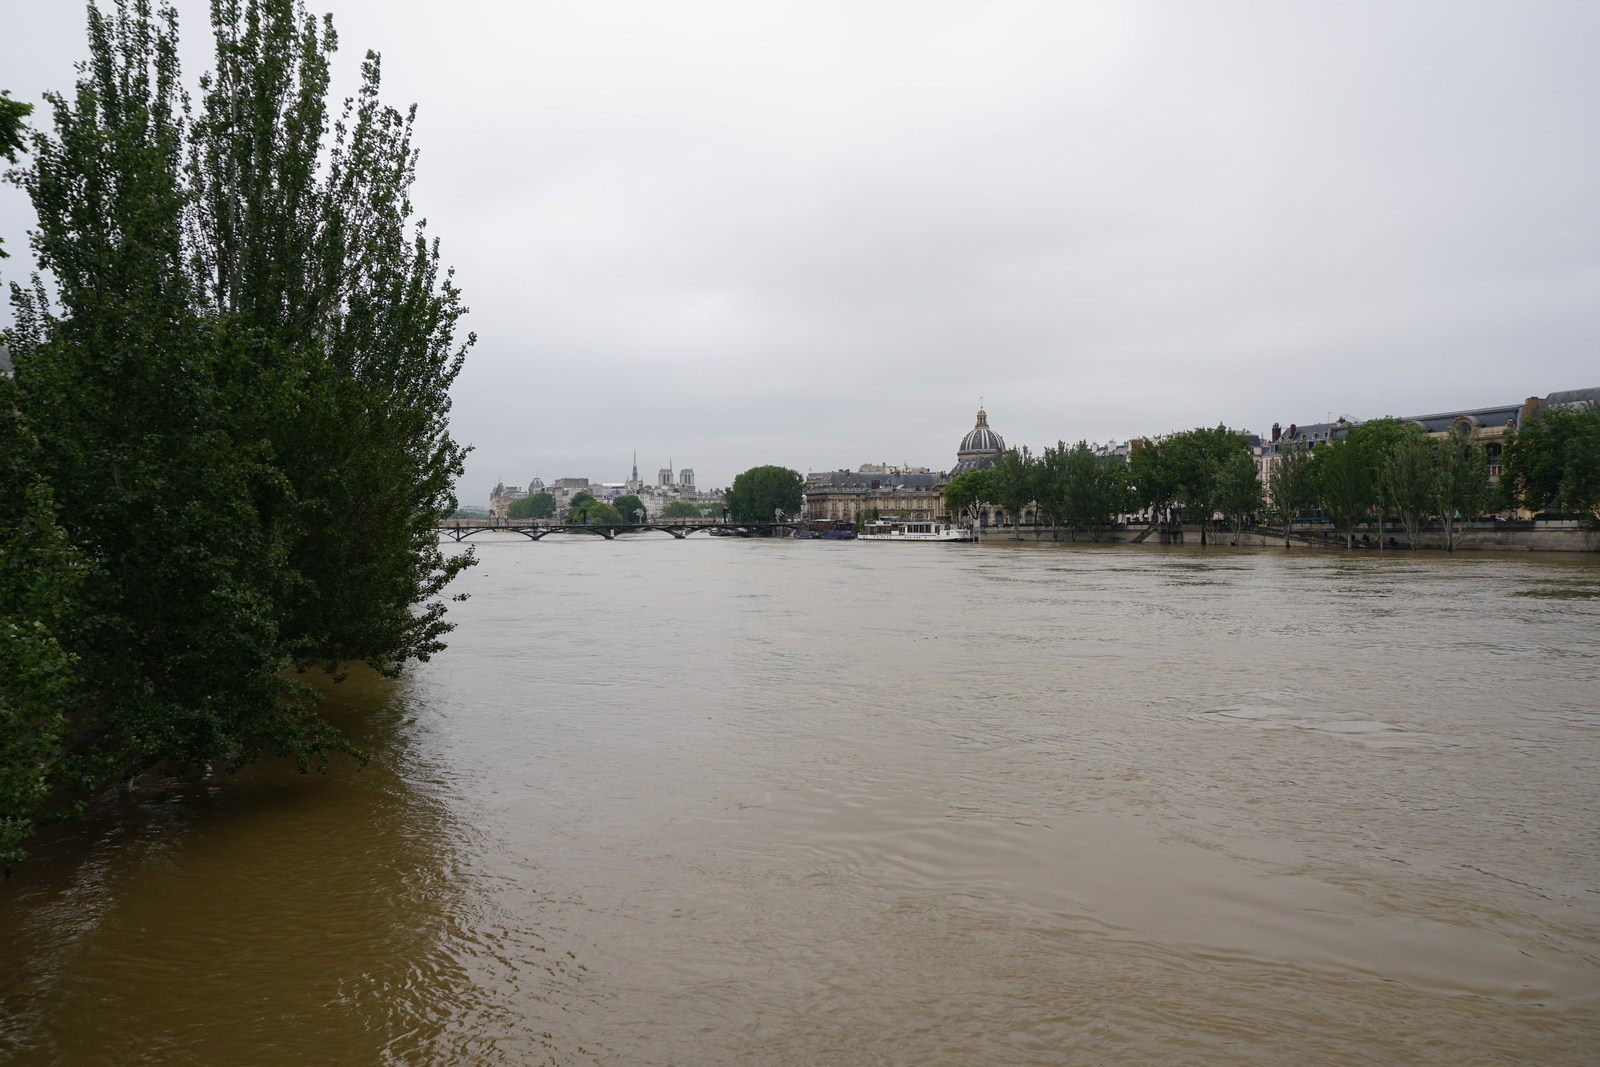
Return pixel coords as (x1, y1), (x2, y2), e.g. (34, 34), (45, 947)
(3, 0), (472, 819)
(1266, 441), (1312, 547)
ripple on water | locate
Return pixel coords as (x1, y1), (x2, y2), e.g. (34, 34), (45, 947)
(1191, 705), (1466, 748)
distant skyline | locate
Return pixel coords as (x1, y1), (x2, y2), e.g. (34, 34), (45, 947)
(3, 2), (1597, 495)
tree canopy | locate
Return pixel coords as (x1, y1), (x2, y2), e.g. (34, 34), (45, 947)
(507, 492), (556, 519)
(943, 469), (992, 521)
(662, 500), (705, 519)
(1129, 426), (1257, 539)
(568, 495), (621, 523)
(988, 447), (1034, 525)
(0, 0), (471, 860)
(725, 466), (803, 522)
(0, 90), (32, 259)
(613, 495), (646, 524)
(1502, 402), (1600, 521)
(1265, 441), (1314, 545)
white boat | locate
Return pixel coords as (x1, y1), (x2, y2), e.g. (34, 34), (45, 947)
(859, 519), (974, 542)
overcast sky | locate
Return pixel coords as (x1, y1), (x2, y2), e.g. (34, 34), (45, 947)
(4, 2), (1597, 498)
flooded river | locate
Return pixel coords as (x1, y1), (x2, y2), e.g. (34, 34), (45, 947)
(3, 538), (1598, 1065)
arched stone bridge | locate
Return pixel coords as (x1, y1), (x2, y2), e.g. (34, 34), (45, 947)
(437, 518), (800, 541)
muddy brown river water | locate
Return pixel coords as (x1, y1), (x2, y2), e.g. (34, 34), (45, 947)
(2, 538), (1598, 1066)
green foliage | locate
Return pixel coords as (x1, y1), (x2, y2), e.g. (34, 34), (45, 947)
(852, 507), (880, 534)
(1345, 418), (1419, 466)
(507, 492), (556, 519)
(725, 466), (803, 523)
(1128, 438), (1178, 520)
(0, 483), (82, 866)
(1169, 425), (1251, 530)
(942, 469), (992, 522)
(1215, 449), (1264, 541)
(1031, 444), (1069, 530)
(569, 500), (622, 525)
(1045, 441), (1130, 541)
(1351, 418), (1423, 545)
(567, 495), (621, 523)
(1134, 426), (1254, 539)
(0, 0), (472, 851)
(0, 384), (85, 865)
(612, 495), (646, 524)
(1501, 403), (1600, 520)
(180, 0), (474, 675)
(1311, 437), (1373, 545)
(1265, 441), (1314, 545)
(661, 500), (703, 519)
(988, 447), (1034, 525)
(0, 90), (32, 258)
(1383, 433), (1436, 548)
(1433, 431), (1492, 550)
(568, 491), (595, 508)
(1558, 403), (1600, 524)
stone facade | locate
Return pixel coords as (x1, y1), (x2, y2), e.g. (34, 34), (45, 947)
(803, 469), (946, 522)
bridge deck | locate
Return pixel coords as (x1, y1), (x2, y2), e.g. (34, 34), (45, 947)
(437, 519), (799, 541)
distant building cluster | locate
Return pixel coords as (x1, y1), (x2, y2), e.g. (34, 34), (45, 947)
(803, 407), (1007, 523)
(802, 385), (1600, 525)
(487, 452), (723, 518)
(474, 385), (1596, 525)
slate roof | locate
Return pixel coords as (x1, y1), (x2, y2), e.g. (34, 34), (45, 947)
(1542, 386), (1600, 408)
(806, 470), (946, 491)
(1401, 404), (1523, 433)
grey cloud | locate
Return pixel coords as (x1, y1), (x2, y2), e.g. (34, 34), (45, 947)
(3, 1), (1596, 498)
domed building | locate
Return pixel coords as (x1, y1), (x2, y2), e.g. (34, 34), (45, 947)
(951, 407), (1006, 476)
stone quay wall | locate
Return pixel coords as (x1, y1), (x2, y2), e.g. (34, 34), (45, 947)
(973, 521), (1597, 552)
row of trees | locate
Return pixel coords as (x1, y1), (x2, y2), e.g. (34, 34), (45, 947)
(1, 1), (470, 865)
(944, 432), (1260, 543)
(942, 404), (1600, 552)
(945, 440), (1146, 541)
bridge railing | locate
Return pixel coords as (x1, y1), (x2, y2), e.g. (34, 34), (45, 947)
(440, 516), (737, 528)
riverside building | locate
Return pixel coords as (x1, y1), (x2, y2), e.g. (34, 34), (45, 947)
(802, 406), (1010, 523)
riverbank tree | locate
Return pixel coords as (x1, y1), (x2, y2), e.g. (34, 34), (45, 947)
(1128, 438), (1178, 530)
(988, 447), (1034, 532)
(942, 469), (992, 527)
(725, 466), (803, 523)
(1433, 432), (1492, 551)
(0, 90), (30, 259)
(1383, 433), (1436, 548)
(1216, 450), (1264, 543)
(662, 500), (708, 519)
(1265, 441), (1313, 546)
(1058, 441), (1130, 541)
(569, 499), (623, 524)
(1501, 401), (1600, 524)
(507, 492), (557, 519)
(0, 0), (471, 856)
(613, 495), (646, 524)
(0, 392), (85, 867)
(1131, 426), (1255, 542)
(1311, 437), (1372, 547)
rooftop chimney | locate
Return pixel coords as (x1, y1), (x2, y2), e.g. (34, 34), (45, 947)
(1271, 423), (1281, 442)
